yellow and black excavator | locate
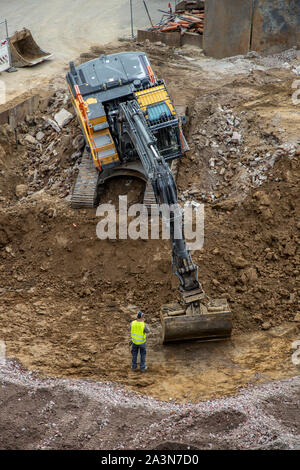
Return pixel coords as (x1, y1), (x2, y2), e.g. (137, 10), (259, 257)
(66, 51), (232, 343)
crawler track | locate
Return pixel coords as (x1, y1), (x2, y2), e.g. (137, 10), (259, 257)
(71, 151), (99, 209)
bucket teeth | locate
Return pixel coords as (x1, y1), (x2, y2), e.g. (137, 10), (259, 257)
(181, 288), (206, 305)
(161, 297), (233, 343)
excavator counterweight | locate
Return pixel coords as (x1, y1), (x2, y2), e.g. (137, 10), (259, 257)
(66, 51), (232, 343)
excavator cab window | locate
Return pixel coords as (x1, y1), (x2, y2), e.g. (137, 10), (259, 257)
(154, 126), (182, 160)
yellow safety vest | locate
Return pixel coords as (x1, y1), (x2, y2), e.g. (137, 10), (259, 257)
(131, 320), (146, 345)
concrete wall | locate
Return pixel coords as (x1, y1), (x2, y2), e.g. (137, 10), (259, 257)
(137, 30), (203, 49)
(204, 0), (253, 59)
(0, 94), (49, 128)
(251, 0), (300, 55)
(204, 0), (300, 59)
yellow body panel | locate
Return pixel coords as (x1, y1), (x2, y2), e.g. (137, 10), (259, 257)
(86, 97), (98, 105)
(89, 116), (107, 126)
(101, 154), (120, 165)
(69, 85), (120, 168)
(135, 84), (176, 116)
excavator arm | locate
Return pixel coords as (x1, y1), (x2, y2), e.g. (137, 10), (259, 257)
(118, 100), (232, 343)
(118, 100), (201, 295)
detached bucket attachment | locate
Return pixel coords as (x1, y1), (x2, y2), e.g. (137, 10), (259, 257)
(9, 28), (52, 67)
(161, 294), (233, 343)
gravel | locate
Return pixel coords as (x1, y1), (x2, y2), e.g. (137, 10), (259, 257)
(0, 359), (299, 450)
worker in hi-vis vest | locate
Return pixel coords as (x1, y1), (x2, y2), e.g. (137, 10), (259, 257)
(130, 311), (150, 371)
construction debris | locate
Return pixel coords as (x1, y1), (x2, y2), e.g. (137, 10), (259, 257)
(149, 8), (205, 35)
(0, 39), (300, 450)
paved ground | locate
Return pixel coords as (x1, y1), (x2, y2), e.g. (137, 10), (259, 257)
(0, 0), (165, 100)
(2, 0), (164, 59)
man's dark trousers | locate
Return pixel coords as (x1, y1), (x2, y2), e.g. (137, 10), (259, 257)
(131, 343), (146, 371)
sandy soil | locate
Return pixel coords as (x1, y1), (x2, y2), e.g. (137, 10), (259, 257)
(0, 41), (299, 402)
(0, 36), (299, 448)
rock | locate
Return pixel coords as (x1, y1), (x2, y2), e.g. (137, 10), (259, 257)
(72, 135), (85, 151)
(24, 134), (38, 145)
(283, 243), (296, 256)
(246, 50), (260, 59)
(0, 123), (14, 142)
(36, 131), (45, 142)
(231, 131), (242, 144)
(260, 207), (273, 221)
(71, 359), (81, 368)
(54, 109), (73, 127)
(231, 256), (249, 269)
(254, 190), (271, 206)
(188, 189), (200, 196)
(15, 184), (28, 199)
(253, 313), (263, 321)
(241, 267), (258, 284)
(213, 199), (237, 211)
(262, 321), (272, 330)
(45, 118), (61, 133)
(0, 144), (5, 164)
(293, 312), (300, 322)
(25, 115), (36, 125)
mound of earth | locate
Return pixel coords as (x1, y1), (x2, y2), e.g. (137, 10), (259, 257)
(0, 42), (299, 403)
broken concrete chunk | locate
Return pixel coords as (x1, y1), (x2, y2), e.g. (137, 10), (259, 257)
(24, 134), (38, 145)
(36, 131), (45, 142)
(54, 109), (73, 128)
(231, 131), (242, 144)
(45, 118), (61, 133)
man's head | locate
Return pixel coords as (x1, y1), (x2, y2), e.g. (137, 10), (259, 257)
(137, 311), (144, 320)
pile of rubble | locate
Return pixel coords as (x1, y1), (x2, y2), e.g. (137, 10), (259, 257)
(181, 101), (299, 205)
(150, 8), (205, 35)
(12, 90), (84, 203)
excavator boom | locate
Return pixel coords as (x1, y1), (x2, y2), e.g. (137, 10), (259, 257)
(118, 100), (232, 343)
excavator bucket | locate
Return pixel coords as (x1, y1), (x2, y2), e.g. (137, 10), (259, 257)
(161, 296), (233, 343)
(9, 28), (52, 67)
